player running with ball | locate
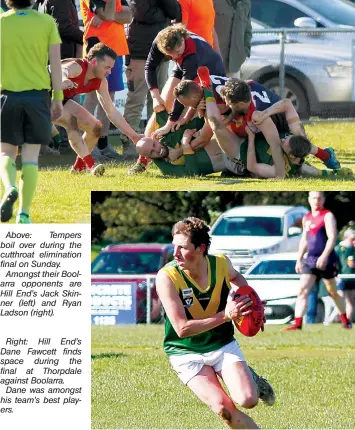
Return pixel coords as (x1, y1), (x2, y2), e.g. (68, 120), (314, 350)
(156, 217), (275, 429)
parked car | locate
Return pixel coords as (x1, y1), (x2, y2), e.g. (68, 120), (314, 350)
(244, 252), (334, 324)
(91, 243), (174, 323)
(251, 0), (355, 34)
(243, 19), (354, 118)
(209, 205), (307, 273)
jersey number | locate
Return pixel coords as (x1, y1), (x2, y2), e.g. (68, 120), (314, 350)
(251, 91), (271, 104)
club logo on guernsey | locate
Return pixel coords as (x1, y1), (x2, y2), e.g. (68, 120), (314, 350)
(183, 297), (193, 308)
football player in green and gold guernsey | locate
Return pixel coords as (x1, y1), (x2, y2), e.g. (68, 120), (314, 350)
(156, 217), (275, 429)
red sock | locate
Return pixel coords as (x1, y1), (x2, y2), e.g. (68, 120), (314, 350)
(340, 313), (350, 325)
(294, 317), (303, 328)
(138, 155), (150, 166)
(82, 154), (95, 169)
(197, 66), (212, 90)
(315, 147), (330, 162)
(73, 157), (86, 171)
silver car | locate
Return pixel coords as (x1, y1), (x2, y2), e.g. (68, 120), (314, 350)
(242, 20), (354, 119)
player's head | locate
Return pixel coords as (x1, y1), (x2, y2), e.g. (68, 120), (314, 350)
(172, 217), (211, 269)
(173, 80), (203, 108)
(219, 79), (251, 115)
(281, 135), (312, 161)
(308, 191), (325, 211)
(87, 43), (117, 79)
(343, 228), (355, 241)
(136, 137), (169, 159)
(5, 0), (35, 7)
(156, 24), (188, 59)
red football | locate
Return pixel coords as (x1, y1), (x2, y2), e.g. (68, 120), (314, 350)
(232, 285), (264, 337)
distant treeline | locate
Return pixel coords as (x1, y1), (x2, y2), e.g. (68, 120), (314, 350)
(91, 191), (355, 244)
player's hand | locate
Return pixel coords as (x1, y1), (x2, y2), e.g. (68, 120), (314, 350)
(131, 133), (144, 144)
(91, 15), (103, 28)
(295, 260), (303, 274)
(226, 294), (253, 321)
(152, 121), (174, 139)
(316, 255), (328, 270)
(62, 79), (78, 90)
(182, 128), (196, 142)
(168, 148), (182, 162)
(51, 100), (63, 122)
(251, 110), (266, 126)
(171, 116), (188, 131)
(152, 95), (166, 113)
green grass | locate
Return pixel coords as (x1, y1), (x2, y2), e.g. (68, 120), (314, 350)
(3, 122), (355, 223)
(92, 324), (355, 429)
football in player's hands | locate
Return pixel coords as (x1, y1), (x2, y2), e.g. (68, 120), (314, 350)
(232, 285), (264, 337)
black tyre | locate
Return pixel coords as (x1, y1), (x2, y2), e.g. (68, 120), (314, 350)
(262, 76), (311, 120)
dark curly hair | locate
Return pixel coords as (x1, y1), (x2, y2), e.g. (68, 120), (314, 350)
(219, 78), (251, 104)
(87, 43), (117, 62)
(172, 217), (211, 256)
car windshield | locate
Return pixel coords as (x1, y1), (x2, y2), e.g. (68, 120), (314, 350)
(212, 217), (283, 236)
(249, 260), (296, 275)
(301, 0), (355, 26)
(91, 251), (163, 274)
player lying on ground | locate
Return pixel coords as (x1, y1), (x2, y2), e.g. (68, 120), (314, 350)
(244, 126), (352, 179)
(157, 217), (275, 429)
(218, 77), (341, 175)
(135, 111), (344, 178)
(51, 42), (142, 174)
(196, 67), (341, 179)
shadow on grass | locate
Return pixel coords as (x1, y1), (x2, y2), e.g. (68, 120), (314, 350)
(91, 352), (125, 360)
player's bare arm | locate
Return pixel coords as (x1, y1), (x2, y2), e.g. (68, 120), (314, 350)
(225, 256), (253, 315)
(317, 212), (337, 269)
(49, 44), (64, 121)
(94, 0), (116, 22)
(96, 79), (142, 143)
(156, 270), (231, 338)
(61, 61), (82, 90)
(296, 219), (308, 273)
(245, 126), (276, 178)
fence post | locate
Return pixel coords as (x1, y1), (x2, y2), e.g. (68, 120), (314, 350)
(279, 30), (286, 99)
(146, 276), (154, 324)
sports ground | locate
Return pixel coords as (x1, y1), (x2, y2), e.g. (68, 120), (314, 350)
(91, 324), (355, 429)
(2, 121), (355, 223)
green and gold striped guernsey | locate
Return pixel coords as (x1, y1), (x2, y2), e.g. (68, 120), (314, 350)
(162, 254), (235, 356)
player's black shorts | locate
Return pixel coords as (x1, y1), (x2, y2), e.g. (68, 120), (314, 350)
(1, 90), (52, 146)
(302, 260), (338, 280)
(337, 279), (355, 291)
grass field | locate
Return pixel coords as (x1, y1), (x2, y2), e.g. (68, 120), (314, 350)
(2, 122), (355, 223)
(91, 324), (355, 429)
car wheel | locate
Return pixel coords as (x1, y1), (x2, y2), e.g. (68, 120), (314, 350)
(262, 76), (310, 120)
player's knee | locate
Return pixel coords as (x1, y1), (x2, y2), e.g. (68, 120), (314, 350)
(92, 120), (103, 138)
(238, 393), (258, 409)
(327, 289), (338, 300)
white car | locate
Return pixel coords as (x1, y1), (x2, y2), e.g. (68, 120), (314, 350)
(209, 205), (307, 273)
(244, 253), (334, 324)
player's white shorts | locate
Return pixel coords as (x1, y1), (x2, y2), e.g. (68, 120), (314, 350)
(168, 340), (246, 385)
(223, 152), (246, 176)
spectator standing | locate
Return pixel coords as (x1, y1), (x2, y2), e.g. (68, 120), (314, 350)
(121, 0), (182, 160)
(213, 0), (252, 77)
(80, 0), (132, 161)
(178, 0), (219, 49)
(336, 228), (355, 322)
